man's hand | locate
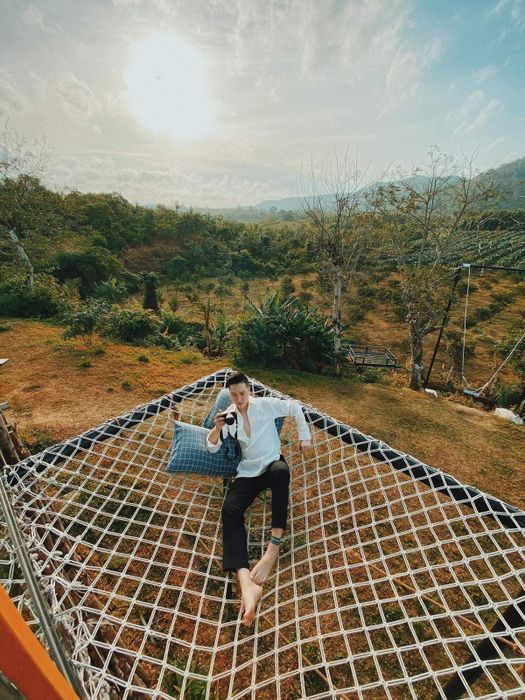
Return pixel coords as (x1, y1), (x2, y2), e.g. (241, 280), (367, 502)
(213, 413), (227, 429)
(208, 413), (226, 445)
(299, 440), (312, 454)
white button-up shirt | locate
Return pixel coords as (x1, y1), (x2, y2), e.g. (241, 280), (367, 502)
(206, 395), (311, 478)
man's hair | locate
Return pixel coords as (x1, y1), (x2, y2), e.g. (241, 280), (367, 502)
(226, 371), (250, 388)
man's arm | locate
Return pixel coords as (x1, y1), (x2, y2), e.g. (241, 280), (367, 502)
(263, 397), (311, 442)
(206, 413), (226, 453)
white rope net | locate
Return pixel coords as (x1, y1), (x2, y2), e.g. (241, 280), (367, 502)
(1, 368), (525, 700)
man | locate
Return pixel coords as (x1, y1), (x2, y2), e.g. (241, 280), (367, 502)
(206, 371), (311, 625)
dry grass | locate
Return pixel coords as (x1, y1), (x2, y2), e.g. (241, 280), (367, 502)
(1, 319), (524, 511)
(158, 269), (525, 390)
(1, 329), (524, 699)
(3, 386), (523, 699)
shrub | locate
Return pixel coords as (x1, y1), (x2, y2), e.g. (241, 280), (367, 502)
(101, 308), (161, 343)
(355, 367), (382, 383)
(93, 277), (128, 302)
(160, 312), (204, 346)
(62, 299), (111, 342)
(232, 291), (334, 373)
(0, 274), (62, 318)
(492, 382), (522, 409)
(279, 276), (296, 297)
(298, 291), (313, 305)
(53, 247), (123, 297)
(177, 348), (202, 365)
(137, 354), (150, 363)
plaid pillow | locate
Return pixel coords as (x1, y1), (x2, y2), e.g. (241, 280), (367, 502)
(166, 421), (239, 477)
(203, 388), (285, 433)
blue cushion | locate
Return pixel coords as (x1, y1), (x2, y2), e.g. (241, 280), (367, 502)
(166, 421), (239, 477)
(203, 388), (285, 433)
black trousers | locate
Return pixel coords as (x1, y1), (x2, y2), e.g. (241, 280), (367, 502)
(221, 457), (290, 572)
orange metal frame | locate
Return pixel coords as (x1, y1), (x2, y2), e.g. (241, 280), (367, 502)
(0, 583), (79, 700)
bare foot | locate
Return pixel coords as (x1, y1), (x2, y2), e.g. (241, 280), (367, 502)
(250, 545), (279, 585)
(240, 578), (263, 625)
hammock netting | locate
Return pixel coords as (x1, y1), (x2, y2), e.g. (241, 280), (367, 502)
(1, 368), (524, 699)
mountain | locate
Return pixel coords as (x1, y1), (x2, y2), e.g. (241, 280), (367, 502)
(253, 159), (525, 212)
(475, 157), (525, 209)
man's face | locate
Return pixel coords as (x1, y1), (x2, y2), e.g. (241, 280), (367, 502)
(229, 382), (250, 410)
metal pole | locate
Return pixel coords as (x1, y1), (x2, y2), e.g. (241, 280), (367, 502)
(466, 264), (525, 274)
(0, 478), (85, 699)
(440, 591), (525, 699)
(424, 266), (463, 389)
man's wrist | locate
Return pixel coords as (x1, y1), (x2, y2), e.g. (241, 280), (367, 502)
(208, 427), (220, 445)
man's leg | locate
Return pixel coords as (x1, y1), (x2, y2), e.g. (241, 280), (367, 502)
(250, 458), (290, 585)
(221, 476), (265, 625)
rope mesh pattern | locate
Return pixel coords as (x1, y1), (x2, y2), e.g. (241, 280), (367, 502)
(1, 369), (525, 699)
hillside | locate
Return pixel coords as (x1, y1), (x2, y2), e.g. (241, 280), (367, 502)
(477, 157), (525, 209)
(1, 320), (523, 512)
(253, 158), (525, 212)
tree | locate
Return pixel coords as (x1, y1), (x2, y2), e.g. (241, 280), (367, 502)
(141, 271), (161, 315)
(302, 153), (375, 377)
(0, 123), (62, 292)
(279, 276), (296, 298)
(54, 247), (123, 298)
(371, 148), (498, 390)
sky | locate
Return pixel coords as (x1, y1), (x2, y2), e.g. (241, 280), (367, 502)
(0, 0), (524, 208)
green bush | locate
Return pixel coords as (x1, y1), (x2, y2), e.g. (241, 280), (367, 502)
(160, 312), (204, 347)
(101, 308), (161, 343)
(492, 382), (522, 408)
(53, 247), (123, 298)
(92, 277), (128, 302)
(62, 299), (111, 341)
(355, 367), (382, 383)
(232, 291), (334, 373)
(279, 276), (296, 297)
(0, 274), (62, 318)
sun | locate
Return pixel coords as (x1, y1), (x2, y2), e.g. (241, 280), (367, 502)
(125, 32), (214, 141)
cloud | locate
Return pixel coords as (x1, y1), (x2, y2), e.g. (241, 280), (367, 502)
(31, 72), (102, 125)
(0, 70), (30, 120)
(22, 5), (53, 32)
(446, 89), (502, 137)
(487, 137), (505, 150)
(379, 37), (442, 117)
(486, 0), (525, 30)
(47, 150), (287, 206)
(465, 98), (502, 133)
(472, 64), (497, 84)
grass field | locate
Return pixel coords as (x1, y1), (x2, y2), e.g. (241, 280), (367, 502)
(157, 267), (525, 390)
(1, 319), (524, 512)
